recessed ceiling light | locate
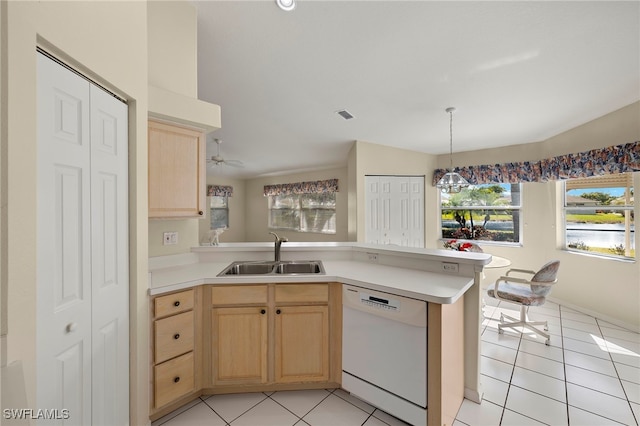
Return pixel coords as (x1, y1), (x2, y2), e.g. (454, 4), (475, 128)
(276, 0), (296, 11)
(336, 109), (355, 120)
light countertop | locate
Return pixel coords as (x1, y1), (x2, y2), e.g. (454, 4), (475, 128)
(149, 243), (491, 304)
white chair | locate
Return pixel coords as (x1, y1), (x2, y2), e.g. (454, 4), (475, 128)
(486, 260), (560, 345)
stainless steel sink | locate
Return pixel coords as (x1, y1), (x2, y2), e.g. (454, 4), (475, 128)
(275, 261), (323, 274)
(221, 261), (278, 275)
(218, 260), (325, 276)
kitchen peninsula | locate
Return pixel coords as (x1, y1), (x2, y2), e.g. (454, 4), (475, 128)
(148, 243), (491, 425)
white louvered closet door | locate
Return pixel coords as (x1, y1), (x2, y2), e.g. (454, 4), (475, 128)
(36, 52), (129, 425)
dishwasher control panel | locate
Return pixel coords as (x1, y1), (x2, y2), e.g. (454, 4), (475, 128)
(359, 292), (400, 311)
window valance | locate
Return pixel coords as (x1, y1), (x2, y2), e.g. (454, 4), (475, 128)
(263, 179), (339, 196)
(207, 185), (233, 197)
(432, 141), (639, 186)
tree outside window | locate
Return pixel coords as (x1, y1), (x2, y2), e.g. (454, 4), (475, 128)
(440, 183), (521, 243)
(269, 193), (336, 234)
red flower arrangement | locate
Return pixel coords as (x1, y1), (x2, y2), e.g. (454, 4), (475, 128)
(443, 239), (474, 251)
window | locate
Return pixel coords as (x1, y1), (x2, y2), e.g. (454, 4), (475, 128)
(210, 196), (229, 229)
(440, 183), (522, 243)
(563, 173), (634, 259)
(268, 193), (336, 234)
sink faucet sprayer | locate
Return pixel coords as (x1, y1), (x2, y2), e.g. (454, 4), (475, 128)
(269, 232), (288, 262)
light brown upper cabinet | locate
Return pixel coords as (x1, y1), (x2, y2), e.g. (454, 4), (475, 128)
(148, 120), (206, 218)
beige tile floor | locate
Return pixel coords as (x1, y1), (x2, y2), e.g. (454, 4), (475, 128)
(153, 298), (640, 426)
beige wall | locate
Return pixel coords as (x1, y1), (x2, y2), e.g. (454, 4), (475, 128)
(1, 1), (149, 424)
(244, 168), (349, 242)
(350, 140), (437, 245)
(148, 1), (197, 98)
(443, 102), (640, 329)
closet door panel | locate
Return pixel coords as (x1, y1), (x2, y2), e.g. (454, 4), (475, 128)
(37, 52), (93, 425)
(90, 84), (129, 426)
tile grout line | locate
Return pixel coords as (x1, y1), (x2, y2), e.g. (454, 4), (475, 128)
(497, 300), (524, 426)
(595, 316), (640, 426)
(559, 304), (570, 425)
(265, 389), (333, 423)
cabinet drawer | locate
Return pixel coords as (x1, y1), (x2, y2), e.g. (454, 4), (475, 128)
(154, 352), (195, 408)
(155, 311), (194, 364)
(155, 289), (194, 318)
(211, 285), (268, 305)
(275, 284), (329, 304)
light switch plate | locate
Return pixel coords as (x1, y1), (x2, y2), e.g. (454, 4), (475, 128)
(163, 232), (178, 245)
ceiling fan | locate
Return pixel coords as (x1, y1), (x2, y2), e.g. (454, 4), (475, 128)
(207, 138), (244, 168)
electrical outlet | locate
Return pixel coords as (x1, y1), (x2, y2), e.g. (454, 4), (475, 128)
(442, 262), (459, 273)
(367, 252), (379, 262)
(163, 232), (178, 245)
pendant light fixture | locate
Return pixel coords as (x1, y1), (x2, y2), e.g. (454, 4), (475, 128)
(437, 107), (469, 193)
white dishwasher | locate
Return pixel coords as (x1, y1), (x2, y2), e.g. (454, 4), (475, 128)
(342, 284), (427, 426)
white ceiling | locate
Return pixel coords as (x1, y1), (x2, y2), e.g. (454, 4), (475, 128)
(193, 1), (639, 178)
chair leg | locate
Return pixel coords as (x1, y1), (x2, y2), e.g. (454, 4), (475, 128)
(497, 305), (550, 345)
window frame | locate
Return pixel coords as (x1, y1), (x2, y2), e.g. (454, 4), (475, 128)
(438, 183), (523, 246)
(210, 195), (229, 230)
(562, 174), (634, 260)
(268, 192), (336, 234)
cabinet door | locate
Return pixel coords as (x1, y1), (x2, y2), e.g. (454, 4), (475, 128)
(211, 307), (268, 385)
(148, 120), (206, 218)
(275, 305), (329, 383)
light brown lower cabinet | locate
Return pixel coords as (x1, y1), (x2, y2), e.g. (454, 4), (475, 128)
(210, 283), (336, 388)
(211, 306), (268, 385)
(150, 282), (341, 421)
(275, 305), (329, 383)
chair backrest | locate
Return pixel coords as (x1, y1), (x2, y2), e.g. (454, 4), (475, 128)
(530, 260), (560, 296)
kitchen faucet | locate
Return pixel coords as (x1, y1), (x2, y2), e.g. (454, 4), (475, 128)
(269, 232), (288, 262)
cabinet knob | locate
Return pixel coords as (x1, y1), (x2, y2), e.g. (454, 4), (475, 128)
(198, 210), (204, 216)
(260, 309), (266, 314)
(174, 301), (180, 307)
(173, 333), (180, 340)
(173, 377), (180, 383)
(66, 323), (77, 333)
(276, 309), (281, 315)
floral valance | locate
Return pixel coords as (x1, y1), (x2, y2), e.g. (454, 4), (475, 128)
(263, 179), (339, 197)
(432, 141), (640, 186)
(207, 185), (233, 197)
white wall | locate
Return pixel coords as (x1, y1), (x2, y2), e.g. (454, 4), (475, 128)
(445, 102), (640, 329)
(1, 1), (149, 424)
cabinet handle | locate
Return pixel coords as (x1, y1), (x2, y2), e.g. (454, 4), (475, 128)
(174, 333), (180, 340)
(174, 377), (180, 383)
(174, 301), (180, 307)
(276, 309), (281, 315)
(198, 210), (203, 215)
(66, 323), (77, 333)
(260, 309), (266, 314)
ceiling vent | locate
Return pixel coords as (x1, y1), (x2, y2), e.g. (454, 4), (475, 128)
(336, 109), (355, 120)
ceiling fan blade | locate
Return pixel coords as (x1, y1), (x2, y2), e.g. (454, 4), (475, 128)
(223, 160), (244, 168)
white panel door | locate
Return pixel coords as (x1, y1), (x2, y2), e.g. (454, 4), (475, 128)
(364, 176), (424, 247)
(37, 53), (129, 425)
(364, 177), (381, 244)
(37, 53), (92, 425)
(89, 85), (129, 426)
